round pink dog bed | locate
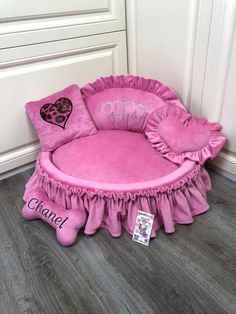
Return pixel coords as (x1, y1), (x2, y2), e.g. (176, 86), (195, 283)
(23, 75), (225, 244)
(25, 137), (211, 237)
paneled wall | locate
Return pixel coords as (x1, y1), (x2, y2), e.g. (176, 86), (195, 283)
(0, 0), (127, 174)
(127, 0), (236, 175)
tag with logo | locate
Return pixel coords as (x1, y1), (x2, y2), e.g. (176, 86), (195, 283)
(132, 210), (154, 246)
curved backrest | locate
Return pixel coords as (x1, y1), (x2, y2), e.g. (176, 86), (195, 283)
(81, 74), (185, 132)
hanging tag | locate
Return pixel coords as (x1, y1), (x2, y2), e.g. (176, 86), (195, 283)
(132, 210), (154, 246)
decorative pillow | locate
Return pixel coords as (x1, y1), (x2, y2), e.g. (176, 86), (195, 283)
(25, 85), (97, 151)
(145, 105), (225, 165)
(22, 187), (86, 246)
(81, 75), (184, 132)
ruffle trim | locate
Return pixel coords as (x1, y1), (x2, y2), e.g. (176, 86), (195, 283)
(81, 74), (183, 108)
(25, 158), (205, 200)
(145, 105), (225, 165)
(23, 160), (212, 237)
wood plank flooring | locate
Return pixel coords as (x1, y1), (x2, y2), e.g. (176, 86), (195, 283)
(0, 168), (235, 314)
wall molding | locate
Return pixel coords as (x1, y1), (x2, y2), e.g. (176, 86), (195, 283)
(182, 0), (213, 115)
(202, 0), (236, 121)
(0, 8), (110, 23)
(0, 0), (126, 49)
(0, 8), (115, 34)
(182, 0), (200, 107)
(211, 151), (236, 176)
(0, 42), (119, 69)
(126, 0), (137, 74)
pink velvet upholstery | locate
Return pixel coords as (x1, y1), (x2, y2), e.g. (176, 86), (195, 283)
(25, 85), (97, 151)
(52, 130), (178, 184)
(145, 105), (225, 164)
(22, 187), (86, 246)
(24, 153), (211, 238)
(81, 75), (185, 132)
(158, 116), (211, 153)
(22, 74), (226, 245)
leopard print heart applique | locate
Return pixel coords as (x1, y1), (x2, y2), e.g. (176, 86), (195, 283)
(40, 98), (73, 129)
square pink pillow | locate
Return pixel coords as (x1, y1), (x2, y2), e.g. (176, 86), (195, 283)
(25, 85), (97, 151)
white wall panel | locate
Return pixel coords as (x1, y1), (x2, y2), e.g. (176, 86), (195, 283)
(219, 26), (236, 153)
(127, 0), (190, 99)
(0, 0), (109, 20)
(0, 0), (127, 176)
(127, 0), (236, 176)
(0, 0), (126, 48)
(201, 0), (236, 175)
(0, 31), (127, 174)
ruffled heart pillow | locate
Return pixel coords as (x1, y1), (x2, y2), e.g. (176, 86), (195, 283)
(145, 105), (225, 165)
(26, 85), (97, 151)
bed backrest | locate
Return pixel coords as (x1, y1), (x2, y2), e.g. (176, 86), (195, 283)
(81, 75), (185, 132)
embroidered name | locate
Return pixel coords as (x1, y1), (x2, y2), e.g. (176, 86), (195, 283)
(27, 197), (68, 229)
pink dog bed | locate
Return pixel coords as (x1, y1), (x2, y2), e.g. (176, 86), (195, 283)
(23, 75), (225, 245)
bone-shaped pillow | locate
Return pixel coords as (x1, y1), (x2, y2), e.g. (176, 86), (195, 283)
(22, 187), (86, 246)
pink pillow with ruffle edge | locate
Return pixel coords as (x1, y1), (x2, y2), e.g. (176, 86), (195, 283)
(25, 85), (97, 151)
(145, 105), (225, 165)
(81, 75), (184, 132)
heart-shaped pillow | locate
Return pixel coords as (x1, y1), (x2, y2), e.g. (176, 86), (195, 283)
(145, 105), (225, 165)
(158, 116), (211, 154)
(25, 85), (97, 151)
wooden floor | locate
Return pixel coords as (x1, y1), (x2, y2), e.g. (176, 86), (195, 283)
(0, 168), (235, 314)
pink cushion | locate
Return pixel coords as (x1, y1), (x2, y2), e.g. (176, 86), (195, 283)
(145, 105), (226, 165)
(25, 85), (97, 151)
(81, 75), (185, 132)
(22, 187), (86, 246)
(51, 130), (179, 184)
(158, 116), (211, 153)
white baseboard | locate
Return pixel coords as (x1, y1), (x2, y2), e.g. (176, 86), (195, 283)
(0, 143), (40, 175)
(0, 162), (35, 180)
(207, 163), (236, 182)
(210, 151), (236, 176)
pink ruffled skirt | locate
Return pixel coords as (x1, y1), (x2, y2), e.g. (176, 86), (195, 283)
(24, 138), (211, 238)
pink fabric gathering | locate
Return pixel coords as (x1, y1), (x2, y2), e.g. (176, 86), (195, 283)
(25, 85), (97, 152)
(24, 151), (211, 237)
(22, 74), (225, 245)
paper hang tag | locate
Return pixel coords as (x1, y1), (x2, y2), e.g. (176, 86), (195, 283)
(132, 210), (154, 246)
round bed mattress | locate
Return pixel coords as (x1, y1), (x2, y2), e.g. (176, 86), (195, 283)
(52, 130), (179, 184)
(24, 130), (211, 237)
